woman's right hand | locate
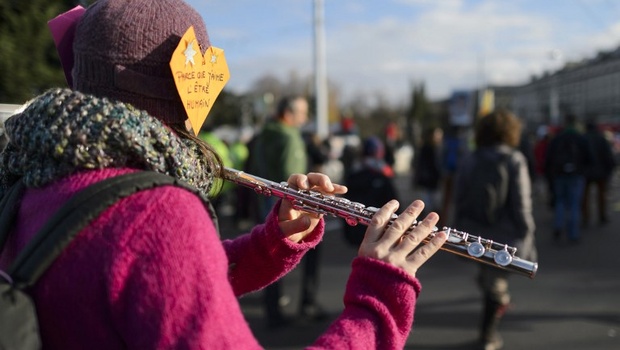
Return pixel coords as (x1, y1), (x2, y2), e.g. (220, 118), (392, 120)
(358, 199), (447, 278)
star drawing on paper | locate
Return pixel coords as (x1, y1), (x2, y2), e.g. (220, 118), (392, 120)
(210, 53), (217, 64)
(184, 40), (197, 67)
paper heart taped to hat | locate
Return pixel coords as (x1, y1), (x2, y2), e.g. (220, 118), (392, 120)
(170, 26), (230, 135)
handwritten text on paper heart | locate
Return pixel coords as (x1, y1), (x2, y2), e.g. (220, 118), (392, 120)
(170, 26), (230, 135)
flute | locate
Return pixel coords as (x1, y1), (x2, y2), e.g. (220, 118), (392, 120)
(222, 167), (538, 279)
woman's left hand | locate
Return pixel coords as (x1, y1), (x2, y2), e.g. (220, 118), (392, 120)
(278, 172), (347, 243)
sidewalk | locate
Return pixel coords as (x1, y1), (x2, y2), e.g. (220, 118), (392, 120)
(218, 172), (620, 350)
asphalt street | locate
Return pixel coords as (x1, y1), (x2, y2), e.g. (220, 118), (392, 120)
(219, 172), (620, 350)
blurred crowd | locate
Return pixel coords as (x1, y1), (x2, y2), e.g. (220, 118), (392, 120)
(190, 109), (617, 349)
(198, 112), (619, 233)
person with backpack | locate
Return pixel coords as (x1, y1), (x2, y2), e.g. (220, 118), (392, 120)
(544, 114), (594, 244)
(454, 110), (537, 350)
(0, 1), (448, 349)
(581, 119), (616, 227)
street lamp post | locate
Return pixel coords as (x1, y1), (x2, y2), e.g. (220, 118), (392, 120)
(313, 0), (328, 140)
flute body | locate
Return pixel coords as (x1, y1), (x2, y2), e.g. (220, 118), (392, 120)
(222, 167), (538, 278)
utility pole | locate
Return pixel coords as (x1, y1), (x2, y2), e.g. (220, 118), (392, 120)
(313, 0), (328, 139)
(549, 49), (562, 125)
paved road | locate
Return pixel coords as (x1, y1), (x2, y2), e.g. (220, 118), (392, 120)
(219, 172), (620, 350)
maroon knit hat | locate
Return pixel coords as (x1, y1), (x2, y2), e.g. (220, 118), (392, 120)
(72, 0), (210, 124)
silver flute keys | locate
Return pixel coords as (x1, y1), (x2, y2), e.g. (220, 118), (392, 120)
(221, 167), (538, 278)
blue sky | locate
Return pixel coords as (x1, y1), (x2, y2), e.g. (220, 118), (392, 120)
(187, 0), (620, 105)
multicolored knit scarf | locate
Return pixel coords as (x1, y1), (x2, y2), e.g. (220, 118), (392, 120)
(0, 88), (215, 198)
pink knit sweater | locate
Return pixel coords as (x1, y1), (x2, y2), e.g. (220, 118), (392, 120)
(0, 168), (422, 349)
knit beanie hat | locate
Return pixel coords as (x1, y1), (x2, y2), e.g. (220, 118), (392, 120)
(363, 136), (385, 159)
(72, 0), (210, 124)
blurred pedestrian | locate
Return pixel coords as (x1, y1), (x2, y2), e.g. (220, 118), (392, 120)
(226, 132), (250, 224)
(298, 131), (331, 322)
(413, 126), (443, 217)
(228, 135), (250, 172)
(249, 95), (328, 327)
(383, 121), (400, 168)
(582, 119), (616, 226)
(518, 126), (536, 183)
(533, 126), (555, 208)
(441, 125), (470, 225)
(343, 136), (399, 247)
(303, 131), (331, 174)
(198, 125), (233, 209)
(454, 110), (536, 350)
(338, 118), (362, 180)
(545, 114), (594, 243)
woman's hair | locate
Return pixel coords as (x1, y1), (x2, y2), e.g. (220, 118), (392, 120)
(474, 109), (522, 148)
(168, 122), (225, 194)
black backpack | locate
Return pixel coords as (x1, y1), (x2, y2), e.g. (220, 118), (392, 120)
(548, 133), (588, 176)
(0, 172), (212, 350)
(457, 151), (511, 226)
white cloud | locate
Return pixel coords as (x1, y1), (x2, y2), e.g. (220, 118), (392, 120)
(199, 0), (620, 106)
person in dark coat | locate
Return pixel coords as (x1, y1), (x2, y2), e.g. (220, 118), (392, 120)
(454, 110), (536, 350)
(413, 127), (443, 217)
(343, 137), (398, 246)
(582, 120), (616, 226)
(545, 114), (594, 243)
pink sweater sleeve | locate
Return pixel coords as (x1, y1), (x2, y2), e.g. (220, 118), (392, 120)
(223, 200), (325, 295)
(310, 257), (421, 349)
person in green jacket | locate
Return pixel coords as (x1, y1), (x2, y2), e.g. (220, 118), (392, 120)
(198, 128), (234, 203)
(250, 97), (308, 187)
(250, 95), (328, 327)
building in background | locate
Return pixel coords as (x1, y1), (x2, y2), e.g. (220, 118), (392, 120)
(485, 47), (620, 128)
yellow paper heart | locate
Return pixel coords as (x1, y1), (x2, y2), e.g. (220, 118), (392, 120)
(170, 26), (230, 135)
